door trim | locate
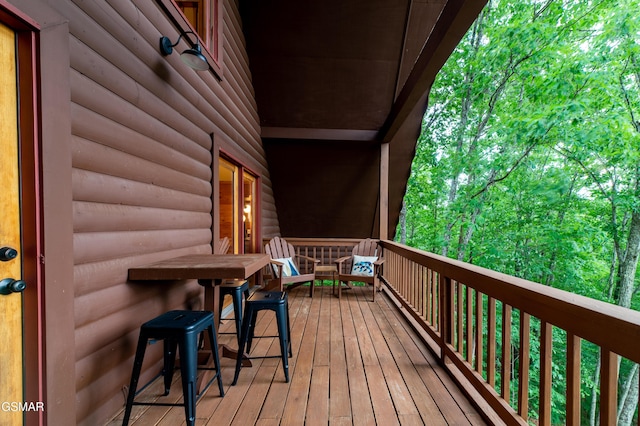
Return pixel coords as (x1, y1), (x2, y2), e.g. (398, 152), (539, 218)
(0, 4), (44, 425)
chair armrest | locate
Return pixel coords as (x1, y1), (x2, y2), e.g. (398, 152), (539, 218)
(373, 258), (384, 275)
(296, 254), (320, 264)
(334, 256), (351, 274)
(269, 259), (284, 278)
(295, 255), (319, 274)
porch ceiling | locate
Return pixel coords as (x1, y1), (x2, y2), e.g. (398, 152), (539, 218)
(240, 0), (486, 238)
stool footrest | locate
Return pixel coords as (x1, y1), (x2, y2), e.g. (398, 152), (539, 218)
(246, 355), (288, 360)
(232, 291), (292, 386)
(132, 402), (185, 408)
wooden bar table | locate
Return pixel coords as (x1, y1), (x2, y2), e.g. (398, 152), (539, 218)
(128, 253), (270, 390)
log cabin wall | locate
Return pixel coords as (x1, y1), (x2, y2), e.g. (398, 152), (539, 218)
(70, 1), (280, 423)
(5, 0), (276, 424)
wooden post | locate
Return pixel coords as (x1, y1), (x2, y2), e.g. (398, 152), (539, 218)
(380, 142), (389, 240)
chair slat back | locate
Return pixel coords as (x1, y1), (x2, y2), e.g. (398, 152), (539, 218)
(216, 237), (231, 254)
(352, 238), (377, 257)
(265, 236), (296, 260)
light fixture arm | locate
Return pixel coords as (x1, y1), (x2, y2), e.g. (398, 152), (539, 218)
(159, 30), (210, 71)
(160, 30), (197, 56)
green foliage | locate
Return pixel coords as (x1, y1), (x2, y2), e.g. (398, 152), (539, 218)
(400, 0), (640, 422)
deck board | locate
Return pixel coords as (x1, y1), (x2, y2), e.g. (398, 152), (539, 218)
(108, 285), (488, 425)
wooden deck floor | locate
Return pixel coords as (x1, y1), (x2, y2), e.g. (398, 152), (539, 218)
(107, 285), (487, 425)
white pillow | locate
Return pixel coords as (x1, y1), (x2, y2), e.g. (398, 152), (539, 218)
(271, 257), (300, 278)
(351, 255), (377, 276)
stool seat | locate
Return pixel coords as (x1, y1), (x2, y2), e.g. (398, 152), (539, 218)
(232, 291), (292, 385)
(122, 310), (224, 426)
(143, 309), (215, 335)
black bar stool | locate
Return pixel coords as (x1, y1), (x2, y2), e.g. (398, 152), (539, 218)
(232, 291), (292, 385)
(218, 279), (250, 345)
(122, 310), (224, 426)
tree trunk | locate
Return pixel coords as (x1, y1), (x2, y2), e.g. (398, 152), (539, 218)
(589, 211), (640, 425)
(616, 210), (640, 309)
(613, 211), (640, 424)
(589, 355), (601, 426)
(441, 10), (486, 257)
(617, 364), (639, 426)
(399, 199), (407, 244)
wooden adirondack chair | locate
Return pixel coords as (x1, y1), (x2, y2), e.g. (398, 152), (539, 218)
(216, 237), (231, 254)
(265, 237), (320, 297)
(334, 238), (384, 301)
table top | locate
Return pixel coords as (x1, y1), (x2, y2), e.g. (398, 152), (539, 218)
(128, 253), (270, 281)
(316, 265), (337, 272)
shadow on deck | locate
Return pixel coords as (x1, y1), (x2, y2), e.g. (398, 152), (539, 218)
(107, 284), (486, 425)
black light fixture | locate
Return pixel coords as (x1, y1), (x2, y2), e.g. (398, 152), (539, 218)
(159, 31), (209, 71)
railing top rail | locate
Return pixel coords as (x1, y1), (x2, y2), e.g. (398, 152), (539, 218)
(262, 237), (368, 246)
(380, 240), (640, 362)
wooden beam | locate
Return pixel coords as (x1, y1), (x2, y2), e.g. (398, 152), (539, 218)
(380, 142), (389, 239)
(261, 126), (379, 141)
(379, 0), (488, 143)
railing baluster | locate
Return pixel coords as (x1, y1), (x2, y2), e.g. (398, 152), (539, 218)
(518, 312), (530, 418)
(487, 297), (496, 387)
(501, 304), (512, 402)
(440, 274), (453, 359)
(466, 286), (473, 363)
(539, 320), (552, 425)
(457, 281), (464, 352)
(600, 349), (618, 426)
(427, 268), (433, 324)
(404, 256), (408, 297)
(413, 262), (417, 310)
(435, 271), (440, 333)
(566, 333), (581, 426)
(432, 269), (438, 329)
(420, 265), (425, 319)
(476, 291), (483, 375)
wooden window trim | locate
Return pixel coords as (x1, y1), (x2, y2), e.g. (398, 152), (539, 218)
(155, 0), (223, 78)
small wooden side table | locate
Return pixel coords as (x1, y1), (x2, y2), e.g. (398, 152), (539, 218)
(315, 265), (337, 294)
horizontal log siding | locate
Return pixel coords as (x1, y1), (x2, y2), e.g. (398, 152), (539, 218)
(61, 0), (278, 424)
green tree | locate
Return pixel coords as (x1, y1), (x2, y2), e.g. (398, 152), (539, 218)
(400, 0), (640, 423)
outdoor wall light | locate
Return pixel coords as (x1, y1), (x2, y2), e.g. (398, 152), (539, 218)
(159, 31), (209, 71)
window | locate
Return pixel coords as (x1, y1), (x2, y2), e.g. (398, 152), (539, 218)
(219, 157), (258, 254)
(174, 0), (220, 65)
(242, 173), (257, 253)
(175, 1), (203, 35)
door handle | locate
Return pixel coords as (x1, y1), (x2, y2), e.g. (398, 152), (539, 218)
(0, 278), (26, 295)
(0, 247), (18, 262)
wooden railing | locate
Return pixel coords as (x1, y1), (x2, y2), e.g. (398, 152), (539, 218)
(379, 240), (640, 426)
(260, 238), (640, 424)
